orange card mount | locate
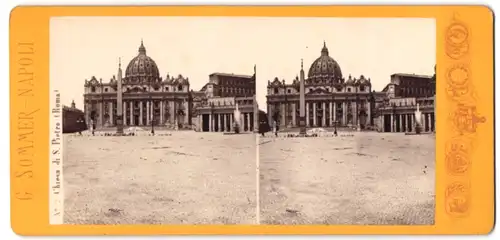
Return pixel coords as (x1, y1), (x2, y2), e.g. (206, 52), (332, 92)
(10, 5), (494, 235)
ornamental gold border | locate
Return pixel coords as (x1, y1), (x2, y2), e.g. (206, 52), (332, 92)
(10, 5), (494, 235)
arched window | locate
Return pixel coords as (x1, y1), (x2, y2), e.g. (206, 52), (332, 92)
(178, 85), (183, 91)
(91, 86), (96, 92)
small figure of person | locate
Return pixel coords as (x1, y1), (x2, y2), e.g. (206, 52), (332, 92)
(90, 119), (95, 136)
(258, 119), (269, 137)
(273, 120), (279, 137)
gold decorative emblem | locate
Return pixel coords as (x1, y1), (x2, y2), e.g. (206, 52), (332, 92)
(445, 64), (471, 101)
(446, 22), (469, 46)
(445, 182), (470, 217)
(451, 104), (486, 135)
(445, 43), (469, 60)
(445, 19), (470, 59)
(445, 138), (471, 175)
(446, 64), (470, 87)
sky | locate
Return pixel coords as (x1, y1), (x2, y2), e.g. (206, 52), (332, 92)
(50, 17), (435, 110)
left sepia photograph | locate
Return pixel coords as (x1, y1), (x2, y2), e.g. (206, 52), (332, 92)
(49, 17), (258, 225)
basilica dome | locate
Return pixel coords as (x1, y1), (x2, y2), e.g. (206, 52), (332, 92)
(307, 42), (343, 83)
(125, 40), (160, 82)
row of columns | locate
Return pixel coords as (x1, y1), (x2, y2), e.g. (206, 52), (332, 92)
(269, 100), (371, 127)
(382, 112), (434, 132)
(91, 99), (190, 127)
(201, 112), (254, 132)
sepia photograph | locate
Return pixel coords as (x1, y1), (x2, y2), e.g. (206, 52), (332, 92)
(50, 16), (437, 226)
(50, 17), (259, 225)
(257, 17), (436, 225)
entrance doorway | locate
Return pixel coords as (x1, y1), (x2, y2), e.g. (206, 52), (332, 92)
(383, 114), (391, 132)
(359, 111), (367, 129)
(202, 114), (210, 132)
(134, 115), (139, 126)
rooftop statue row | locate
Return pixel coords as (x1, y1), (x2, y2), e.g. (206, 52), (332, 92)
(268, 74), (372, 87)
(84, 74), (190, 87)
(200, 100), (252, 107)
(382, 99), (435, 107)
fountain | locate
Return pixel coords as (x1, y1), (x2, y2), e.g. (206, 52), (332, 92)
(414, 103), (423, 134)
(233, 103), (242, 134)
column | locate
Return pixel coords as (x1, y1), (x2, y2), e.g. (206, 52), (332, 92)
(224, 114), (228, 132)
(245, 113), (252, 132)
(322, 102), (326, 126)
(159, 100), (164, 125)
(292, 103), (296, 127)
(130, 101), (134, 126)
(381, 114), (385, 132)
(329, 102), (333, 125)
(306, 102), (310, 127)
(123, 101), (127, 126)
(399, 114), (403, 132)
(333, 102), (336, 123)
(218, 114), (222, 132)
(224, 113), (228, 132)
(169, 101), (175, 124)
(138, 101), (143, 125)
(352, 102), (356, 126)
(405, 114), (409, 132)
(421, 113), (426, 131)
(268, 104), (273, 126)
(426, 113), (430, 132)
(99, 101), (104, 128)
(109, 102), (113, 126)
(367, 100), (371, 126)
(184, 101), (189, 125)
(146, 101), (150, 125)
(240, 113), (244, 132)
(221, 114), (225, 132)
(313, 102), (317, 126)
(390, 114), (394, 132)
(342, 102), (347, 125)
(281, 103), (286, 126)
(208, 114), (212, 132)
(427, 113), (432, 132)
(230, 113), (234, 132)
(84, 102), (90, 127)
(243, 113), (246, 131)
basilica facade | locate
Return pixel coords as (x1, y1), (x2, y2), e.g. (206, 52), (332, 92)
(83, 40), (257, 132)
(266, 42), (436, 133)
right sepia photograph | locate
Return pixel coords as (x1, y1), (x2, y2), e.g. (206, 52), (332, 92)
(257, 17), (436, 225)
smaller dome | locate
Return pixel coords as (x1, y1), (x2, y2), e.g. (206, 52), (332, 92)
(345, 74), (355, 85)
(356, 75), (371, 86)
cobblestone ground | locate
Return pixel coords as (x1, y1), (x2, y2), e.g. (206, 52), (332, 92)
(259, 132), (435, 225)
(63, 131), (257, 225)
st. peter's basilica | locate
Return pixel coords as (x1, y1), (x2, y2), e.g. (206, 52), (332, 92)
(266, 42), (436, 133)
(81, 40), (257, 132)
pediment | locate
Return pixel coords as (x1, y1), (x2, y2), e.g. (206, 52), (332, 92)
(89, 76), (99, 85)
(270, 77), (282, 86)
